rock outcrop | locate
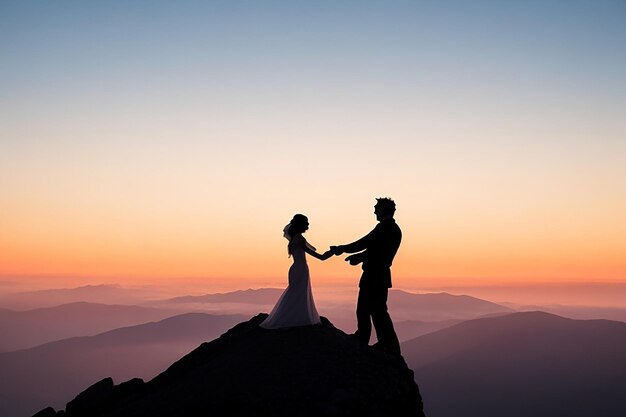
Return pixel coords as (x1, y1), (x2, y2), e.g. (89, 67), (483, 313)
(35, 314), (425, 416)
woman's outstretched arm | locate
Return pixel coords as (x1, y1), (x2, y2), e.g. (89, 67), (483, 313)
(304, 244), (333, 261)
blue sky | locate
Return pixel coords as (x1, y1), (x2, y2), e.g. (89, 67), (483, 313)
(1, 1), (625, 287)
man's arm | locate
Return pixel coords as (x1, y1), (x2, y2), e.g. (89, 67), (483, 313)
(331, 229), (374, 255)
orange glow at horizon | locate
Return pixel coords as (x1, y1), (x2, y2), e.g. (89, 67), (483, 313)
(3, 175), (625, 288)
(2, 215), (624, 290)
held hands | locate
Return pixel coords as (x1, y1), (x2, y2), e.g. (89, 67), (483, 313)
(327, 245), (362, 265)
(319, 246), (342, 261)
(329, 246), (344, 256)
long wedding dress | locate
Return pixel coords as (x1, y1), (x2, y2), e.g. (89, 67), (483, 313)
(260, 234), (321, 329)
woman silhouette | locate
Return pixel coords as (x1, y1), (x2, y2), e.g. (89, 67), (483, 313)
(260, 214), (332, 329)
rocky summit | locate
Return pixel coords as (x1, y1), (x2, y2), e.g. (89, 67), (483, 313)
(34, 314), (425, 417)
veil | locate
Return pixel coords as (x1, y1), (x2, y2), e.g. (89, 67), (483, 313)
(283, 223), (317, 252)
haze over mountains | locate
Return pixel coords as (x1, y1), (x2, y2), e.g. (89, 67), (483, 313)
(424, 282), (626, 308)
(0, 287), (511, 351)
(0, 313), (246, 417)
(513, 304), (626, 322)
(387, 290), (513, 321)
(160, 288), (285, 305)
(3, 284), (624, 323)
(1, 284), (625, 417)
(7, 311), (625, 417)
(0, 285), (161, 310)
(0, 302), (178, 352)
(403, 312), (626, 417)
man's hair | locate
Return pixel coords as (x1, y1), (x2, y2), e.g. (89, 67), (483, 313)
(375, 197), (396, 215)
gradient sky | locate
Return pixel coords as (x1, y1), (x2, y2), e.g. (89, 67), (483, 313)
(1, 1), (625, 290)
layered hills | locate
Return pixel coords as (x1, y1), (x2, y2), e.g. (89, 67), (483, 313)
(0, 313), (245, 417)
(403, 311), (626, 417)
(0, 302), (177, 352)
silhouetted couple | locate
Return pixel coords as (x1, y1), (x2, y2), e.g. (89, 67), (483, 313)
(261, 198), (402, 356)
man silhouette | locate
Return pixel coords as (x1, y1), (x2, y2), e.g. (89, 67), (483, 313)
(331, 198), (402, 355)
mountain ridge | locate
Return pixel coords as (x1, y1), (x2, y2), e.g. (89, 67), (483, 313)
(0, 313), (247, 417)
(0, 301), (179, 352)
(402, 311), (626, 417)
(159, 288), (284, 304)
(34, 314), (425, 417)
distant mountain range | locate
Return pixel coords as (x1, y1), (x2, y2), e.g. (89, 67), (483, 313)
(159, 288), (284, 305)
(0, 285), (160, 310)
(6, 283), (624, 324)
(0, 287), (509, 352)
(388, 290), (514, 321)
(403, 311), (626, 417)
(0, 302), (178, 352)
(0, 313), (246, 417)
(157, 288), (514, 321)
(159, 287), (626, 324)
(393, 319), (461, 342)
(515, 304), (626, 322)
(3, 305), (625, 417)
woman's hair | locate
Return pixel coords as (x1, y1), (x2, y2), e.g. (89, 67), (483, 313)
(287, 214), (308, 255)
(288, 214), (308, 236)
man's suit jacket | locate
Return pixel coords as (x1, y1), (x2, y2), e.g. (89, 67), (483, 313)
(339, 218), (402, 288)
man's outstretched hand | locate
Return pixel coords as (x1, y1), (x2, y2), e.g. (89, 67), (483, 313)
(345, 253), (364, 266)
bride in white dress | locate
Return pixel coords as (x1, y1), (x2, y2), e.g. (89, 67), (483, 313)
(260, 214), (332, 329)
